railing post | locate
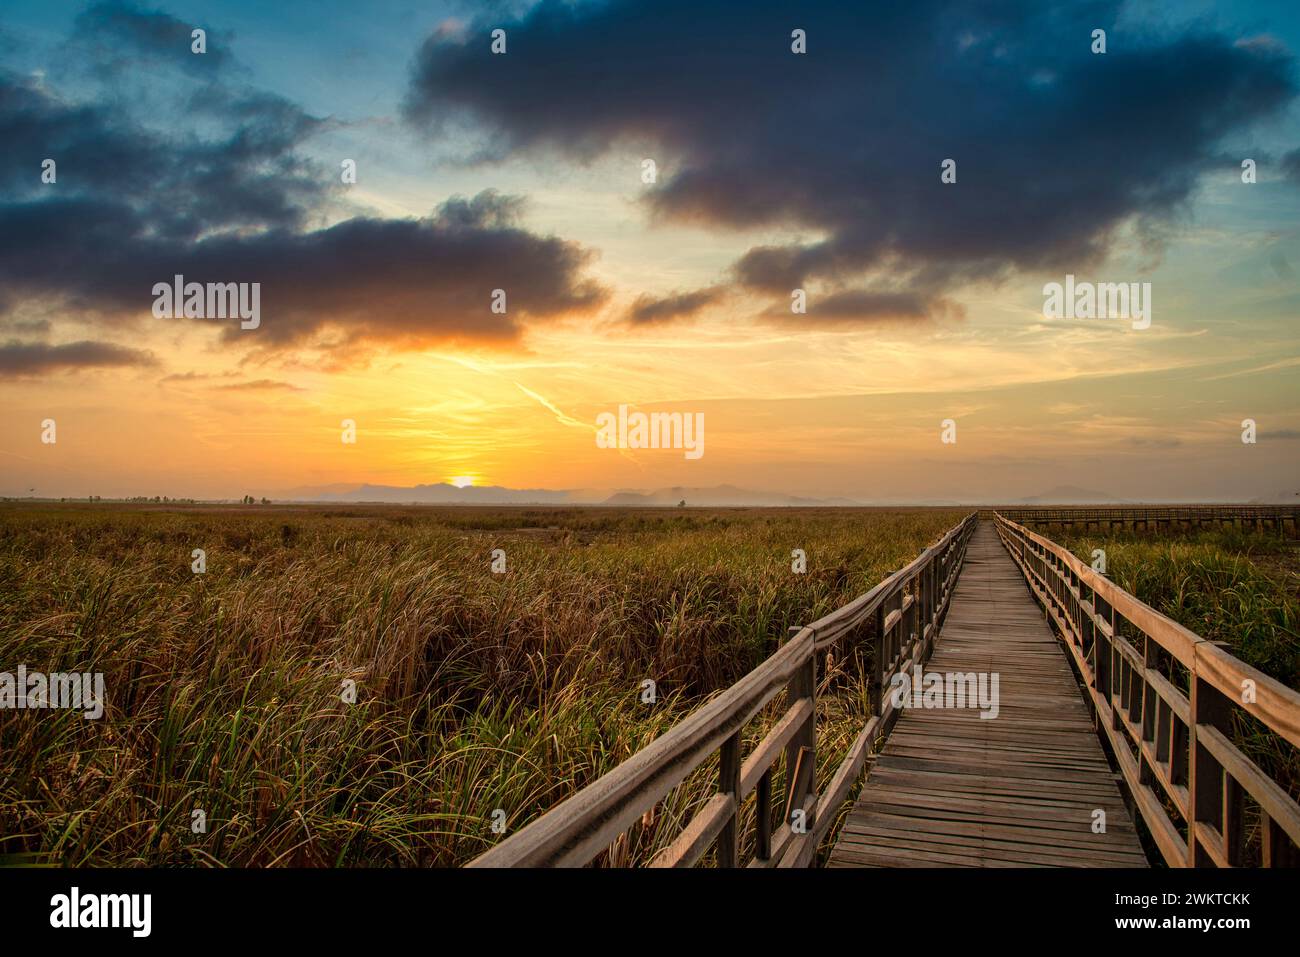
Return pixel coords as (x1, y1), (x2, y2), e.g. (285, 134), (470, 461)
(926, 558), (936, 647)
(784, 653), (817, 832)
(871, 602), (886, 716)
(718, 731), (741, 867)
(1138, 637), (1159, 793)
(941, 545), (950, 611)
(904, 572), (915, 660)
(1081, 578), (1097, 683)
(755, 769), (773, 862)
(1263, 815), (1300, 866)
(1188, 674), (1234, 866)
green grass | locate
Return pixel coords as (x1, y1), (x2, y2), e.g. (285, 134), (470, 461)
(1053, 526), (1300, 691)
(1051, 524), (1300, 806)
(0, 503), (960, 867)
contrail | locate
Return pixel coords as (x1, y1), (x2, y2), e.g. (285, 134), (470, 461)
(514, 382), (590, 430)
(514, 382), (641, 466)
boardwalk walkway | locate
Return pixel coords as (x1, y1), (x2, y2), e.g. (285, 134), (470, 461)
(828, 520), (1148, 867)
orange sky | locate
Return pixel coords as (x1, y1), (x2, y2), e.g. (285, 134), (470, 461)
(5, 273), (1297, 501)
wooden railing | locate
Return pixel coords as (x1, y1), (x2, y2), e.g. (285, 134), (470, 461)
(998, 505), (1299, 535)
(468, 513), (978, 867)
(994, 513), (1300, 867)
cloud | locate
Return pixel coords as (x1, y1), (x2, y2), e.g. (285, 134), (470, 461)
(159, 371), (217, 383)
(624, 286), (725, 325)
(0, 46), (606, 357)
(73, 0), (232, 72)
(1123, 435), (1182, 449)
(0, 339), (157, 377)
(1282, 148), (1300, 185)
(212, 378), (303, 392)
(0, 190), (607, 350)
(0, 318), (52, 335)
(406, 0), (1297, 324)
(0, 68), (324, 238)
(762, 287), (966, 325)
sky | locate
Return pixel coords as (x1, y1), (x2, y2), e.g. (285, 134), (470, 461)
(0, 0), (1297, 503)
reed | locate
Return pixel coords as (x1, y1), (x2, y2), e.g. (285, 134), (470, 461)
(1053, 524), (1300, 802)
(0, 503), (958, 866)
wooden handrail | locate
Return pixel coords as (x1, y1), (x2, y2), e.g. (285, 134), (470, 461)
(468, 512), (979, 867)
(994, 512), (1300, 867)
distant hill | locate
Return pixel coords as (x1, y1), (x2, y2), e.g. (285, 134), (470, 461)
(601, 485), (858, 507)
(313, 483), (574, 504)
(1018, 485), (1125, 505)
(271, 481), (1289, 508)
(281, 482), (861, 507)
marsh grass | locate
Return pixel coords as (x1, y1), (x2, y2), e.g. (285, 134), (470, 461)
(0, 503), (958, 866)
(1053, 524), (1300, 803)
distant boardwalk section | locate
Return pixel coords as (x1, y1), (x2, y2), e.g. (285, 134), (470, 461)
(472, 515), (1300, 868)
(998, 505), (1299, 536)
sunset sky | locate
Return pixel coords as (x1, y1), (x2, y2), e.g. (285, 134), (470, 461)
(1, 0), (1298, 502)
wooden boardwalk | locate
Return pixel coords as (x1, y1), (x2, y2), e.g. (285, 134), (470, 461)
(474, 511), (1300, 869)
(828, 520), (1148, 868)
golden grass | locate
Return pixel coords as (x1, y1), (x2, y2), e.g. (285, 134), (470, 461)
(0, 503), (960, 866)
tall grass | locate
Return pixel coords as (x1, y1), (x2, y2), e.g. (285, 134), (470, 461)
(0, 504), (959, 866)
(1052, 524), (1300, 803)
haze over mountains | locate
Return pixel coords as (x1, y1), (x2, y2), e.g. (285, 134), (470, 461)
(279, 482), (854, 507)
(264, 482), (1299, 507)
(1018, 486), (1123, 505)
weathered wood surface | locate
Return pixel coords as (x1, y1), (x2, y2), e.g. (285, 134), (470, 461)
(473, 512), (1299, 868)
(996, 512), (1300, 867)
(470, 514), (977, 867)
(829, 521), (1148, 867)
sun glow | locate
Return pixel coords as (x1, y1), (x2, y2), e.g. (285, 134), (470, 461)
(450, 476), (476, 488)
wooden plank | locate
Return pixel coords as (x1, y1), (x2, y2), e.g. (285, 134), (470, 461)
(472, 514), (980, 867)
(829, 520), (1148, 869)
(649, 793), (734, 868)
(470, 627), (814, 867)
(739, 698), (812, 797)
(717, 733), (741, 867)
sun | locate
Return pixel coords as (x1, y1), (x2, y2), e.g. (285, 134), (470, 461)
(450, 476), (475, 488)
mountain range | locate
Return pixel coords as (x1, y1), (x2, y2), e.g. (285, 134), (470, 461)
(277, 482), (857, 507)
(263, 481), (1300, 507)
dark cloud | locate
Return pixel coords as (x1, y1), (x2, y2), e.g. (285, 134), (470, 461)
(202, 192), (607, 349)
(1282, 148), (1300, 185)
(763, 288), (966, 326)
(73, 1), (231, 72)
(0, 190), (606, 350)
(0, 70), (324, 238)
(624, 285), (725, 325)
(407, 0), (1297, 325)
(0, 39), (606, 356)
(0, 339), (157, 377)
